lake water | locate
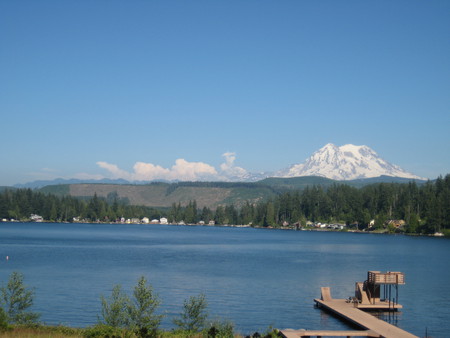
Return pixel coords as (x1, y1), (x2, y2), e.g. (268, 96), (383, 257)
(0, 223), (449, 337)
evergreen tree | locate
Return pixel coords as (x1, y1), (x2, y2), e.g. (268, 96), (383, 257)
(214, 206), (225, 225)
(128, 276), (163, 336)
(99, 285), (130, 328)
(173, 294), (208, 333)
(0, 272), (40, 324)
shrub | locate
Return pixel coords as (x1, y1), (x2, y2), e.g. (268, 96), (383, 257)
(0, 271), (40, 324)
(98, 277), (163, 337)
(206, 320), (234, 338)
(173, 294), (208, 333)
(128, 276), (163, 337)
(99, 285), (130, 328)
(84, 324), (132, 338)
(0, 307), (9, 331)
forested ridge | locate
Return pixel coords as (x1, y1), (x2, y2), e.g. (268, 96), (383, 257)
(0, 175), (449, 235)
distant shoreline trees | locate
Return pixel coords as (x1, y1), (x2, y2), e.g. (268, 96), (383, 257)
(0, 174), (449, 235)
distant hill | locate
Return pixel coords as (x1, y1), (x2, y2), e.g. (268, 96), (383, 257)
(256, 176), (336, 190)
(257, 175), (426, 190)
(345, 175), (427, 187)
(37, 175), (426, 209)
(14, 178), (131, 189)
(0, 186), (16, 193)
(40, 182), (278, 209)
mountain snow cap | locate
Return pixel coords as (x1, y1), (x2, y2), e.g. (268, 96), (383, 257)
(276, 143), (423, 181)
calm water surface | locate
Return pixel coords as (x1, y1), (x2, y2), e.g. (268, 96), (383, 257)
(0, 222), (449, 337)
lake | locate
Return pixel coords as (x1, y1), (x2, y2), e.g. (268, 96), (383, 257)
(0, 222), (449, 337)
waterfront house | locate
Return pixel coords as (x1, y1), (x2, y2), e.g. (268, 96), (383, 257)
(30, 214), (43, 222)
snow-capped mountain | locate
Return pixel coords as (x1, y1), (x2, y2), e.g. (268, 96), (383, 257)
(12, 144), (424, 188)
(276, 143), (423, 181)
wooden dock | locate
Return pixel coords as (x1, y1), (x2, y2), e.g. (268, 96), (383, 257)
(281, 328), (379, 337)
(280, 287), (417, 338)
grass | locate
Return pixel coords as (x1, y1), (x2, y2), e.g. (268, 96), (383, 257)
(0, 326), (250, 338)
(0, 326), (83, 337)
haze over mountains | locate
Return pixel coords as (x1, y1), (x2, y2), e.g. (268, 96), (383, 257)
(13, 144), (424, 188)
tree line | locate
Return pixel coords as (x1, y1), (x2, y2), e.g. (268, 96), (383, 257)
(0, 190), (164, 223)
(252, 175), (450, 234)
(1, 174), (449, 234)
(156, 176), (450, 234)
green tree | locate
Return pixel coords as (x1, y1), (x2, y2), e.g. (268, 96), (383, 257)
(214, 206), (225, 225)
(239, 201), (255, 225)
(49, 201), (58, 221)
(207, 320), (234, 338)
(128, 276), (163, 336)
(0, 307), (8, 330)
(0, 271), (40, 324)
(184, 201), (198, 224)
(200, 206), (213, 223)
(173, 294), (208, 333)
(265, 201), (276, 227)
(99, 285), (130, 328)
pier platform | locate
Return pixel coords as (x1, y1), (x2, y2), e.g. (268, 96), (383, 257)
(313, 296), (417, 338)
(280, 272), (417, 338)
(281, 328), (379, 337)
(280, 287), (417, 338)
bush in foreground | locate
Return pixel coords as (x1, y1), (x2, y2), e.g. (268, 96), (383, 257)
(173, 294), (208, 334)
(0, 272), (40, 325)
(98, 276), (163, 337)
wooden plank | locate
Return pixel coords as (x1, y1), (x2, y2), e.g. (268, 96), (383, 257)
(356, 282), (370, 304)
(314, 298), (418, 338)
(321, 286), (332, 301)
(357, 302), (402, 310)
(280, 328), (379, 337)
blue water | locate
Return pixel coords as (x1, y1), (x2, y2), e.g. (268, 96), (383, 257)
(0, 223), (449, 337)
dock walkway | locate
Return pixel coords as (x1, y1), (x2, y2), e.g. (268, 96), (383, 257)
(313, 298), (417, 338)
(281, 328), (378, 337)
(280, 287), (417, 338)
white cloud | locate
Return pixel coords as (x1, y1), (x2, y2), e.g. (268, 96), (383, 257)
(132, 162), (171, 181)
(220, 152), (248, 178)
(169, 159), (218, 181)
(97, 161), (133, 180)
(95, 152), (247, 182)
(97, 159), (219, 182)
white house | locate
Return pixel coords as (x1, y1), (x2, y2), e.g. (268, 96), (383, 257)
(30, 214), (43, 222)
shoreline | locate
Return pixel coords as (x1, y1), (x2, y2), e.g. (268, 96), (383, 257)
(1, 219), (447, 238)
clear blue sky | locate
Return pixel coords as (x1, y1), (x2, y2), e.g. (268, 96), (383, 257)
(1, 0), (449, 185)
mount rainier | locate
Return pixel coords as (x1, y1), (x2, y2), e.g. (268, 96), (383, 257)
(13, 143), (424, 188)
(275, 143), (422, 181)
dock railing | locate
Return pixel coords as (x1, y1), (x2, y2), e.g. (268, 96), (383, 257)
(368, 271), (405, 285)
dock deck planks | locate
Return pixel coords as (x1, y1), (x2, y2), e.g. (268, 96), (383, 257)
(312, 298), (417, 338)
(280, 278), (417, 338)
(281, 328), (379, 337)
